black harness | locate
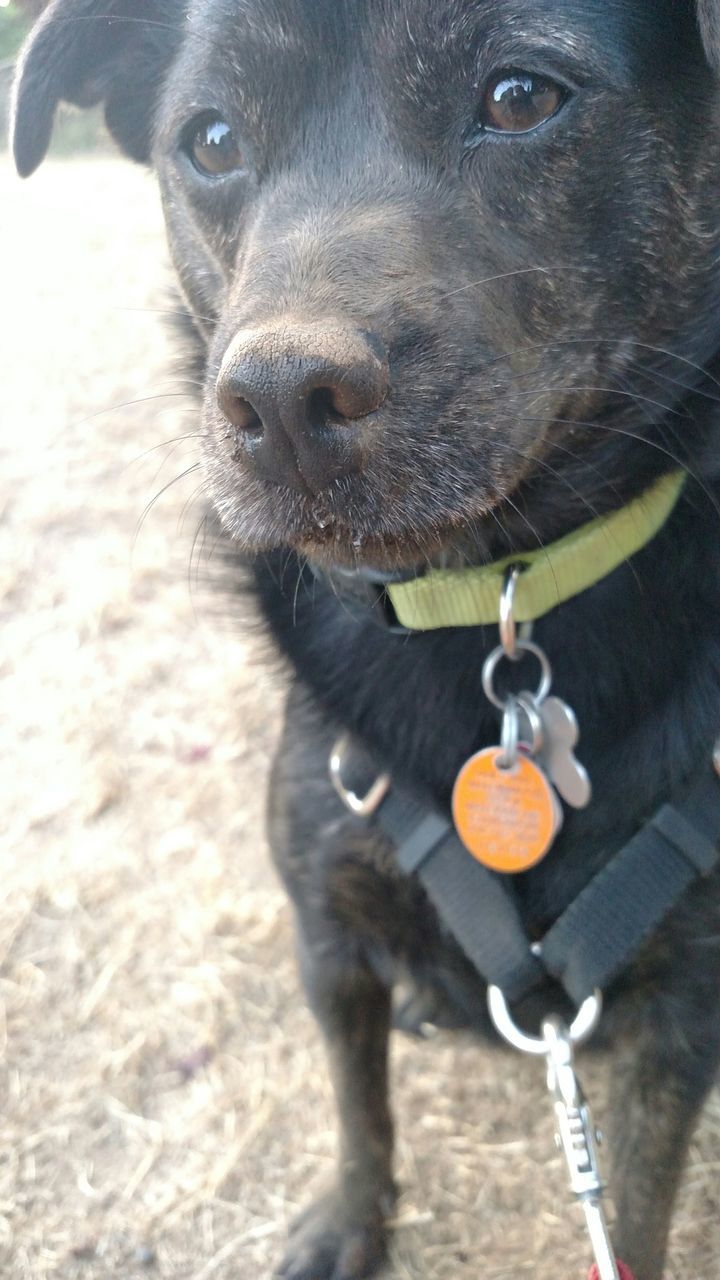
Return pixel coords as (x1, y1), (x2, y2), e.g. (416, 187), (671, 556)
(325, 565), (720, 1009)
(375, 763), (720, 1005)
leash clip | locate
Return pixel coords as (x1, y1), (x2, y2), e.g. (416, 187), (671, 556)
(488, 987), (620, 1280)
(544, 1017), (621, 1280)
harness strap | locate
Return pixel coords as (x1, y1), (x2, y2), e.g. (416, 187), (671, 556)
(368, 761), (720, 1006)
(541, 767), (720, 1003)
(380, 788), (545, 1003)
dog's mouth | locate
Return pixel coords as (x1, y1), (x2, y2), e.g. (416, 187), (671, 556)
(205, 420), (683, 584)
(291, 497), (503, 572)
(204, 444), (569, 576)
(202, 387), (639, 573)
(200, 324), (691, 573)
(203, 423), (529, 572)
(202, 381), (558, 572)
(200, 313), (586, 569)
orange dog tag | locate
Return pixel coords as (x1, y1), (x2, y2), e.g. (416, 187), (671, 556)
(452, 747), (558, 874)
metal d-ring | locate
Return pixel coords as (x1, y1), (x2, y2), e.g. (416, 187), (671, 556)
(481, 640), (553, 712)
(487, 984), (603, 1056)
(329, 734), (391, 817)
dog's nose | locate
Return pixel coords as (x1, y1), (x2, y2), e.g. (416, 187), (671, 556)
(216, 322), (389, 492)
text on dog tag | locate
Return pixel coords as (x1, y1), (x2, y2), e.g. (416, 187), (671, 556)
(452, 747), (559, 874)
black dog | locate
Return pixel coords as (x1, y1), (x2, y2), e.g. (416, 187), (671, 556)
(12, 3), (720, 1277)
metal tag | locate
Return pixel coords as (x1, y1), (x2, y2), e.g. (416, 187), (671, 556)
(537, 695), (592, 809)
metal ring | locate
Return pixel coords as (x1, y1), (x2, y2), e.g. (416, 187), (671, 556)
(499, 564), (524, 660)
(487, 984), (602, 1056)
(481, 641), (553, 711)
(499, 696), (519, 769)
(329, 735), (391, 817)
(516, 692), (544, 755)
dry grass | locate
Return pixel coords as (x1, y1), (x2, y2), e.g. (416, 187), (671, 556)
(1, 156), (718, 1280)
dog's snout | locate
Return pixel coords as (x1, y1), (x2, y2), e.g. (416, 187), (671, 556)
(216, 322), (389, 493)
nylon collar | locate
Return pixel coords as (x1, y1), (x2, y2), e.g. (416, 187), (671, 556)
(379, 469), (686, 631)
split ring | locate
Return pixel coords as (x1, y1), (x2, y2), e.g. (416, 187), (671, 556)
(481, 640), (553, 711)
(499, 695), (520, 769)
(499, 564), (525, 660)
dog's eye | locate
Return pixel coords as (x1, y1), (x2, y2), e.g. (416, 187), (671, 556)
(185, 115), (246, 176)
(478, 70), (566, 135)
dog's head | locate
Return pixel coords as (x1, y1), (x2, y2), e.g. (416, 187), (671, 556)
(13, 0), (720, 568)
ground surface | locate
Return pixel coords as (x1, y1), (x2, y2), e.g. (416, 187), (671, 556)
(1, 157), (719, 1280)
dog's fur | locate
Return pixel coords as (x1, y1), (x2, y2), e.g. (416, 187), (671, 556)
(12, 3), (720, 1277)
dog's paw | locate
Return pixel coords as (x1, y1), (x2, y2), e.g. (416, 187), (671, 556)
(276, 1188), (392, 1280)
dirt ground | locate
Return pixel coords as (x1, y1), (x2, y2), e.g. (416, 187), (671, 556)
(1, 156), (719, 1280)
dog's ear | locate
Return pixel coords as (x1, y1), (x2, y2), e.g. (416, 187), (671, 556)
(12, 0), (183, 177)
(697, 0), (720, 73)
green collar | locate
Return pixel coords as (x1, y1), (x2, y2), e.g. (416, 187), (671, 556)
(386, 470), (686, 631)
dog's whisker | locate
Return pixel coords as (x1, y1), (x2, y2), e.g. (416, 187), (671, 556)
(143, 439), (201, 499)
(39, 13), (227, 56)
(505, 384), (683, 419)
(492, 441), (604, 523)
(539, 437), (626, 507)
(503, 411), (720, 525)
(439, 263), (592, 301)
(467, 336), (720, 398)
(68, 391), (199, 433)
(133, 462), (203, 547)
(176, 480), (212, 539)
(123, 432), (203, 471)
(292, 557), (308, 628)
(188, 512), (211, 594)
(118, 306), (217, 326)
(582, 425), (720, 524)
(488, 440), (645, 595)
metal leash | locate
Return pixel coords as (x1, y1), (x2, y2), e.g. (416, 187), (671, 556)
(488, 986), (621, 1280)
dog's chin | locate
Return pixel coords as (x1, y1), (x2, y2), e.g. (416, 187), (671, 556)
(293, 528), (437, 574)
(212, 480), (510, 573)
(203, 410), (548, 569)
(205, 441), (549, 570)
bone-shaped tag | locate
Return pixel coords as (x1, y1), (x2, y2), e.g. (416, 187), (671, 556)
(538, 696), (592, 809)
